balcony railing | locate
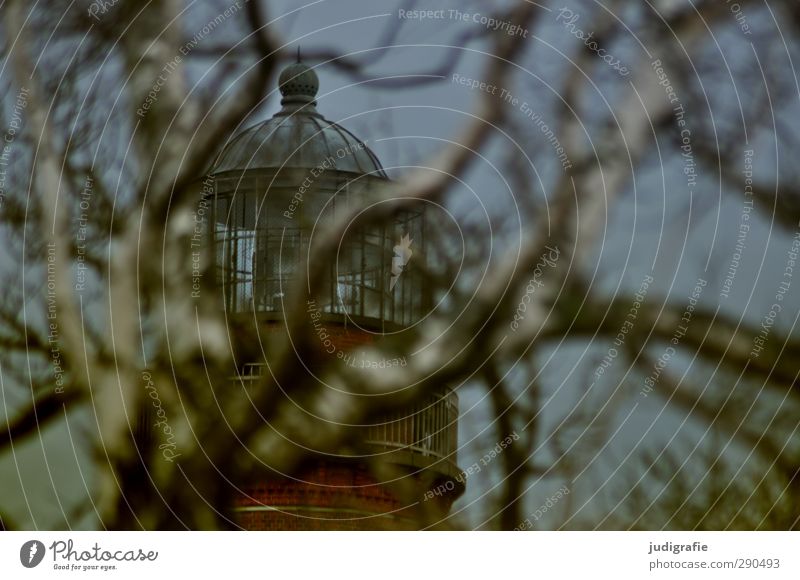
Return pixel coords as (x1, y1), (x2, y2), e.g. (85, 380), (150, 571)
(364, 389), (458, 464)
(234, 363), (459, 473)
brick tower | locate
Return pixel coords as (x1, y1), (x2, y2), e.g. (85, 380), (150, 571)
(204, 58), (463, 530)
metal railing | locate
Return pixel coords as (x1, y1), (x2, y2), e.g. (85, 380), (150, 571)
(364, 389), (458, 463)
(234, 363), (458, 466)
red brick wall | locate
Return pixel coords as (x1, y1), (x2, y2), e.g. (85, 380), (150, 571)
(235, 461), (419, 530)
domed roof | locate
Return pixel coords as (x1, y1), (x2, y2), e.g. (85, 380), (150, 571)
(210, 60), (387, 178)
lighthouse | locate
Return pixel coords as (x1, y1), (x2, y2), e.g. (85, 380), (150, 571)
(204, 58), (463, 529)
